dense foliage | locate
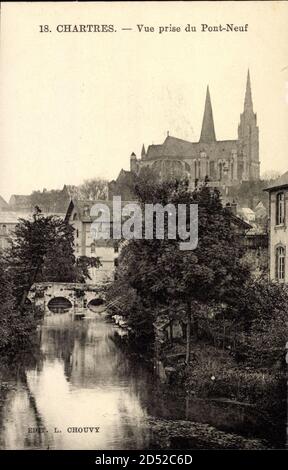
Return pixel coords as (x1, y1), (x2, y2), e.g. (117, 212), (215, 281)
(0, 210), (100, 352)
(108, 179), (251, 359)
(0, 256), (36, 353)
(5, 211), (84, 307)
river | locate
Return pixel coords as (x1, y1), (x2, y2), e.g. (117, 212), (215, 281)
(0, 311), (284, 449)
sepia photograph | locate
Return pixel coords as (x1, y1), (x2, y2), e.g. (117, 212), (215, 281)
(0, 0), (287, 462)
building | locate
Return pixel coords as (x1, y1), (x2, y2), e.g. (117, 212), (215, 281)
(129, 70), (260, 187)
(238, 207), (256, 224)
(264, 171), (288, 283)
(65, 199), (119, 283)
(0, 212), (31, 250)
(254, 201), (267, 222)
(8, 194), (32, 212)
(225, 202), (268, 278)
(0, 211), (64, 251)
(108, 169), (137, 201)
(0, 196), (9, 211)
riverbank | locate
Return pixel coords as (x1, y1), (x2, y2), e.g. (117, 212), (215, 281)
(109, 314), (286, 448)
(165, 342), (285, 445)
(145, 417), (267, 449)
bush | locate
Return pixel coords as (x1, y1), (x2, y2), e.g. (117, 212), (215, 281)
(0, 310), (37, 354)
(176, 345), (286, 411)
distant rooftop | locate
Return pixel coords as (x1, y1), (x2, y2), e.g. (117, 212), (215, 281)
(0, 212), (32, 224)
(0, 195), (8, 208)
(0, 211), (65, 224)
(264, 171), (288, 191)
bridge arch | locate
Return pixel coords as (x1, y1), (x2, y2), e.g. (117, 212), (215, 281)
(47, 296), (73, 314)
(87, 298), (106, 313)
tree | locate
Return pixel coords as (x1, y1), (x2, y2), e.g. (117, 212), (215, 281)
(111, 179), (250, 362)
(235, 279), (288, 367)
(6, 209), (89, 309)
(76, 256), (102, 282)
(0, 254), (36, 352)
(78, 178), (108, 200)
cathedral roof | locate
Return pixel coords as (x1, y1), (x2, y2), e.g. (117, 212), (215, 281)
(146, 135), (237, 160)
(146, 144), (163, 159)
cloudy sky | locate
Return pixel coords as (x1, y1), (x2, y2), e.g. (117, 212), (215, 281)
(1, 1), (288, 200)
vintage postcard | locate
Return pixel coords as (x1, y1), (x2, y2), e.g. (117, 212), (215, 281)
(0, 0), (287, 460)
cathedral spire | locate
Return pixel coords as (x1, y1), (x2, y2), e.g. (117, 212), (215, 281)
(141, 144), (146, 158)
(200, 85), (216, 142)
(244, 69), (253, 111)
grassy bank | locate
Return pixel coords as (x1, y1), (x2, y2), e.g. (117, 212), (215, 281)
(160, 340), (286, 444)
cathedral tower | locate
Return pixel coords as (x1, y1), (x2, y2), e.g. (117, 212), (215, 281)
(238, 70), (260, 180)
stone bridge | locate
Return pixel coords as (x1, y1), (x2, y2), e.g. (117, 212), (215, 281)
(28, 282), (107, 314)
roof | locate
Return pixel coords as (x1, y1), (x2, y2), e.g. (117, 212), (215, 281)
(108, 169), (137, 188)
(264, 171), (288, 191)
(116, 169), (137, 185)
(255, 201), (266, 210)
(225, 211), (252, 231)
(0, 211), (65, 224)
(240, 207), (255, 215)
(9, 194), (31, 203)
(8, 194), (32, 209)
(145, 135), (237, 161)
(0, 211), (32, 224)
(65, 198), (137, 223)
(0, 195), (8, 208)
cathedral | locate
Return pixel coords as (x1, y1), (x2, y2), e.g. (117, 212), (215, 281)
(130, 71), (260, 187)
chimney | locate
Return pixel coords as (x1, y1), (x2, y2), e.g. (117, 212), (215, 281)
(231, 201), (237, 215)
(225, 201), (237, 216)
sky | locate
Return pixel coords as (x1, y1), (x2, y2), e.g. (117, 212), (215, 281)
(1, 1), (288, 201)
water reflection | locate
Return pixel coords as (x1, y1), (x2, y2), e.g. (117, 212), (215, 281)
(0, 313), (152, 449)
(0, 312), (283, 449)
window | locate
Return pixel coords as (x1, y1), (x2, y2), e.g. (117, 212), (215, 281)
(2, 225), (7, 235)
(91, 243), (95, 254)
(209, 161), (215, 179)
(276, 246), (285, 281)
(73, 213), (78, 221)
(83, 205), (89, 217)
(194, 160), (200, 179)
(184, 162), (190, 173)
(76, 244), (79, 254)
(218, 162), (223, 180)
(76, 229), (79, 238)
(276, 192), (285, 225)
